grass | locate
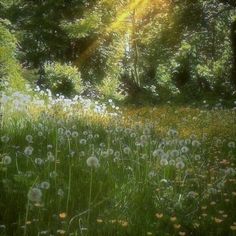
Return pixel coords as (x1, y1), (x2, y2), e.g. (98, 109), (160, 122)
(0, 99), (236, 236)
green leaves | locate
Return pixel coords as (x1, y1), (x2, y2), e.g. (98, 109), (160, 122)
(61, 12), (102, 39)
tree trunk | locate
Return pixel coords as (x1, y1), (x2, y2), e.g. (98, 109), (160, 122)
(131, 8), (140, 86)
(231, 19), (236, 88)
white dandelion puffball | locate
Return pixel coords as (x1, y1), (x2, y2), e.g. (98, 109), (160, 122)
(2, 156), (12, 165)
(26, 135), (33, 143)
(40, 181), (50, 190)
(176, 161), (185, 169)
(27, 188), (42, 202)
(160, 158), (168, 166)
(228, 141), (235, 149)
(86, 156), (100, 168)
(181, 146), (189, 153)
(24, 146), (34, 156)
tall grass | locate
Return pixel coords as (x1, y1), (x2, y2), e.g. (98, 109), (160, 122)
(0, 93), (236, 235)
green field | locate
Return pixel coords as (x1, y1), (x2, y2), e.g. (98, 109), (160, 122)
(1, 97), (236, 236)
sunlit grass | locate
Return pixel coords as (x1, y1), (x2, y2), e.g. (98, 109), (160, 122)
(0, 95), (236, 235)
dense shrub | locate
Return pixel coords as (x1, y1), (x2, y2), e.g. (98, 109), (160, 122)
(97, 76), (125, 101)
(44, 62), (83, 97)
(0, 19), (25, 91)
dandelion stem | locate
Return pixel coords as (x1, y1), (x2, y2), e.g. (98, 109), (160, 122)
(23, 199), (30, 236)
(87, 168), (93, 231)
(66, 164), (72, 214)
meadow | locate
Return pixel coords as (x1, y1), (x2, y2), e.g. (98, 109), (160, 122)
(0, 91), (236, 236)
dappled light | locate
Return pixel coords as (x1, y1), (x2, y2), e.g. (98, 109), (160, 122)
(0, 0), (236, 235)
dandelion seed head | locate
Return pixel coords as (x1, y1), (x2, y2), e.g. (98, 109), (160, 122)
(86, 156), (100, 168)
(27, 188), (42, 203)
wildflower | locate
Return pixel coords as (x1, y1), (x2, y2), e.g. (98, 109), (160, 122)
(26, 135), (33, 143)
(160, 158), (168, 166)
(192, 140), (201, 147)
(27, 188), (42, 203)
(65, 130), (71, 137)
(230, 225), (236, 231)
(228, 141), (235, 148)
(80, 139), (87, 145)
(170, 216), (177, 222)
(187, 191), (198, 198)
(96, 219), (103, 223)
(167, 129), (178, 137)
(40, 181), (50, 190)
(153, 149), (164, 158)
(169, 160), (176, 166)
(176, 161), (185, 169)
(47, 152), (55, 162)
(86, 156), (100, 168)
(72, 131), (79, 138)
(107, 148), (114, 155)
(49, 171), (58, 178)
(59, 212), (67, 219)
(214, 218), (223, 223)
(2, 156), (12, 165)
(1, 135), (9, 143)
(58, 128), (64, 135)
(174, 224), (181, 229)
(24, 146), (34, 156)
(57, 229), (66, 234)
(194, 155), (201, 161)
(35, 158), (44, 166)
(185, 138), (191, 145)
(170, 149), (179, 158)
(155, 213), (163, 219)
(181, 146), (189, 153)
(123, 146), (131, 154)
(57, 188), (64, 197)
(179, 232), (186, 236)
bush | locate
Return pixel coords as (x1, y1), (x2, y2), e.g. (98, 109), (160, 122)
(44, 62), (83, 97)
(0, 19), (25, 91)
(96, 76), (125, 101)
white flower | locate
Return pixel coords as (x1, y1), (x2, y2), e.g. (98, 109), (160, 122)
(170, 150), (179, 158)
(50, 171), (58, 178)
(47, 152), (55, 162)
(2, 156), (12, 165)
(1, 135), (9, 143)
(72, 131), (79, 138)
(181, 146), (189, 153)
(192, 140), (201, 147)
(86, 156), (100, 168)
(153, 149), (164, 158)
(167, 129), (178, 137)
(169, 160), (176, 166)
(107, 148), (114, 155)
(194, 155), (201, 161)
(40, 181), (50, 190)
(27, 188), (42, 202)
(35, 158), (44, 165)
(24, 146), (34, 156)
(228, 141), (235, 149)
(26, 135), (33, 143)
(160, 158), (168, 166)
(80, 139), (87, 145)
(123, 147), (131, 155)
(65, 130), (71, 137)
(176, 161), (185, 169)
(57, 188), (64, 197)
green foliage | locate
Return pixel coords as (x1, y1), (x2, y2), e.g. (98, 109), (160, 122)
(44, 62), (83, 97)
(97, 76), (125, 101)
(0, 19), (25, 91)
(61, 11), (102, 39)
